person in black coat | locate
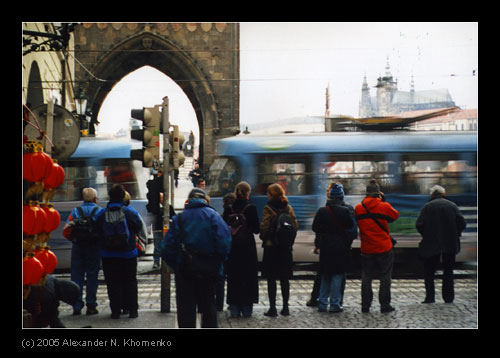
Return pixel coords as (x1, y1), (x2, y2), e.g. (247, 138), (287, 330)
(416, 185), (466, 304)
(222, 182), (260, 318)
(312, 183), (354, 313)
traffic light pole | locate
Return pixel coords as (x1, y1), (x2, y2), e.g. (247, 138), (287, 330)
(160, 96), (171, 313)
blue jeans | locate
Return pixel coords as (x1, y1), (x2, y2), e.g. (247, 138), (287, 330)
(153, 231), (163, 263)
(318, 273), (344, 311)
(229, 304), (253, 317)
(71, 243), (101, 311)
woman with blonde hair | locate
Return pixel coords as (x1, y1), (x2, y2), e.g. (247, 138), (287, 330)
(222, 181), (260, 318)
(260, 183), (298, 317)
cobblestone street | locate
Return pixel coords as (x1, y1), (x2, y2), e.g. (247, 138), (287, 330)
(58, 272), (477, 329)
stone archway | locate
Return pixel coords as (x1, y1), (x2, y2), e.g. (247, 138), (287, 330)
(74, 23), (240, 168)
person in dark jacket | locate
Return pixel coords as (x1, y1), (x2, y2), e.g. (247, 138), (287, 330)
(222, 181), (260, 318)
(94, 184), (144, 319)
(260, 183), (298, 317)
(24, 275), (80, 328)
(416, 185), (466, 304)
(312, 183), (355, 313)
(162, 188), (232, 328)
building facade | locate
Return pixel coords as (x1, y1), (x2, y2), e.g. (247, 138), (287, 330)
(359, 58), (456, 117)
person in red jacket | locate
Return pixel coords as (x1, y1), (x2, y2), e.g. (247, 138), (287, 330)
(355, 180), (399, 313)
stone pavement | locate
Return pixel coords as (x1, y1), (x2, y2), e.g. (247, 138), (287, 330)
(57, 261), (477, 329)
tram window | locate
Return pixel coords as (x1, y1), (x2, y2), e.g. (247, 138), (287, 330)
(206, 157), (241, 197)
(320, 155), (398, 195)
(401, 155), (477, 194)
(256, 155), (312, 195)
(52, 159), (142, 201)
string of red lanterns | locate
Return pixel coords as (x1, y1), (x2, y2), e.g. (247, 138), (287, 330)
(23, 140), (65, 290)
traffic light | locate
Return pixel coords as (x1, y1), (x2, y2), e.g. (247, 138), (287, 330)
(130, 106), (161, 168)
(169, 125), (185, 169)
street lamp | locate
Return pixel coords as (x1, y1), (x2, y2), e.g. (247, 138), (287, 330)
(75, 86), (89, 136)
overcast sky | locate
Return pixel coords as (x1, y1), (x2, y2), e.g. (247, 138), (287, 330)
(97, 22), (478, 139)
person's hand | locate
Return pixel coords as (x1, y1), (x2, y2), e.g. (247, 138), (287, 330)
(313, 247), (319, 254)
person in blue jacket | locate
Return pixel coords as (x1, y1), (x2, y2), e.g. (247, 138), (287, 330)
(94, 184), (144, 319)
(162, 188), (232, 328)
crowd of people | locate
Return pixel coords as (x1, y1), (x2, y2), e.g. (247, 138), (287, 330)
(27, 172), (467, 328)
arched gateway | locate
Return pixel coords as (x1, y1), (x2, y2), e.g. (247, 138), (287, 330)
(74, 23), (240, 168)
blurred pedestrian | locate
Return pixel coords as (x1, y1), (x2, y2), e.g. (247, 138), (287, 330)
(161, 188), (231, 328)
(416, 185), (466, 304)
(312, 183), (355, 313)
(260, 183), (298, 317)
(95, 184), (144, 319)
(63, 187), (104, 316)
(223, 182), (260, 318)
(355, 179), (399, 313)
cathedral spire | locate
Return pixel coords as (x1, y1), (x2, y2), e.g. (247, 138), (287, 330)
(385, 56), (391, 77)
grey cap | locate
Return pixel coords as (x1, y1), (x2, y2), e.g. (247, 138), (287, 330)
(188, 188), (207, 200)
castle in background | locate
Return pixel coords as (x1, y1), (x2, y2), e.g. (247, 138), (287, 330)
(359, 58), (456, 117)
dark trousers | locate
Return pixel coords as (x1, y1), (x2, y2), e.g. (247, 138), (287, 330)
(101, 257), (138, 315)
(361, 249), (394, 310)
(175, 272), (218, 328)
(423, 253), (455, 303)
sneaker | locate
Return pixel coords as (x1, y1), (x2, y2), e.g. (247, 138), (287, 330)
(153, 262), (160, 269)
(381, 306), (395, 313)
(86, 307), (99, 315)
(329, 306), (343, 313)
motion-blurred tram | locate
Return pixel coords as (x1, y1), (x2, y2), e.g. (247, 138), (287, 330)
(206, 131), (477, 268)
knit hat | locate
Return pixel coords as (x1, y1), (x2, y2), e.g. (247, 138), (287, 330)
(329, 183), (344, 200)
(188, 188), (207, 200)
(366, 179), (381, 195)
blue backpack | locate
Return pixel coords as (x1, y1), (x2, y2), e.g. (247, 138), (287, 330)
(102, 206), (130, 251)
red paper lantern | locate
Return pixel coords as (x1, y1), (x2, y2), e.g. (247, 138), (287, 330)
(23, 149), (53, 183)
(40, 203), (61, 233)
(34, 248), (58, 274)
(23, 202), (47, 236)
(23, 254), (44, 286)
(43, 161), (65, 189)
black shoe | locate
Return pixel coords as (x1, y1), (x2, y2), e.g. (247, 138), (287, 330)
(422, 298), (435, 304)
(361, 307), (370, 313)
(264, 307), (278, 317)
(280, 306), (290, 316)
(121, 309), (130, 315)
(86, 307), (99, 315)
(110, 312), (120, 319)
(73, 309), (81, 316)
(381, 306), (395, 313)
(129, 311), (138, 319)
(306, 299), (318, 307)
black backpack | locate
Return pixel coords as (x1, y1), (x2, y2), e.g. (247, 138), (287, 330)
(72, 206), (99, 245)
(226, 204), (251, 243)
(271, 207), (297, 250)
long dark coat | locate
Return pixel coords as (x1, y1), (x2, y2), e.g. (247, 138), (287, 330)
(222, 199), (260, 305)
(416, 196), (467, 258)
(312, 200), (355, 274)
(259, 198), (298, 279)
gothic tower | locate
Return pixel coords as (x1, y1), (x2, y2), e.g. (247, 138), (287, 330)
(359, 74), (373, 117)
